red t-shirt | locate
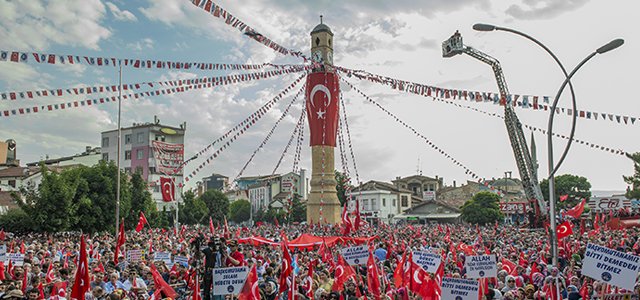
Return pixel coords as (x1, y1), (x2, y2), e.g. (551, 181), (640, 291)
(226, 251), (246, 267)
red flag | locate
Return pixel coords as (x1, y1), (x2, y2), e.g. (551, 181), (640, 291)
(279, 235), (293, 293)
(160, 177), (175, 202)
(0, 229), (5, 241)
(354, 199), (361, 231)
(392, 252), (407, 288)
(501, 258), (518, 276)
(564, 198), (586, 219)
(192, 274), (202, 300)
(70, 235), (90, 300)
(135, 211), (149, 232)
(20, 241), (25, 254)
(223, 216), (230, 239)
(273, 216), (280, 227)
(559, 194), (569, 202)
(45, 263), (55, 283)
(21, 266), (28, 293)
(366, 251), (381, 299)
(0, 262), (5, 281)
(238, 265), (260, 300)
(150, 262), (177, 299)
(341, 202), (353, 236)
(332, 254), (356, 291)
(37, 282), (45, 300)
(302, 260), (316, 298)
(114, 219), (125, 264)
(594, 213), (600, 231)
(209, 216), (215, 235)
(556, 221), (574, 240)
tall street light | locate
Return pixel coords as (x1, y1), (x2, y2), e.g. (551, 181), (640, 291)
(473, 23), (623, 265)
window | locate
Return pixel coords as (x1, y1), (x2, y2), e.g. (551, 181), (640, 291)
(135, 166), (143, 174)
(125, 134), (131, 144)
(371, 199), (378, 211)
(125, 150), (131, 160)
(102, 137), (109, 147)
(363, 199), (369, 211)
(8, 180), (16, 188)
(149, 167), (156, 174)
(382, 198), (386, 207)
(393, 199), (396, 207)
(155, 135), (166, 142)
(102, 153), (109, 161)
(153, 185), (160, 193)
(401, 195), (408, 207)
(136, 149), (144, 159)
(137, 132), (144, 143)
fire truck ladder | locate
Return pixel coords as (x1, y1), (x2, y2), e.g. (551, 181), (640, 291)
(442, 31), (547, 223)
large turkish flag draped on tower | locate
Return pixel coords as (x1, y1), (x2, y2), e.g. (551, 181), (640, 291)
(306, 72), (340, 147)
(160, 177), (174, 202)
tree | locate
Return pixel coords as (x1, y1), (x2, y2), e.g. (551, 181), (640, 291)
(179, 190), (209, 225)
(540, 174), (591, 209)
(200, 189), (229, 224)
(335, 171), (353, 205)
(127, 172), (156, 228)
(229, 199), (251, 224)
(623, 152), (640, 199)
(289, 195), (307, 223)
(461, 192), (503, 225)
(0, 208), (34, 233)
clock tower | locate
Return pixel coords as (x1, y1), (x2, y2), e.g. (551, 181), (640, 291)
(305, 18), (341, 224)
(310, 17), (334, 71)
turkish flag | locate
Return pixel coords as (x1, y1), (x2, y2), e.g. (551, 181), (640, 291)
(192, 274), (202, 300)
(278, 235), (293, 293)
(366, 250), (382, 299)
(564, 198), (586, 219)
(70, 235), (90, 300)
(238, 265), (260, 300)
(302, 260), (316, 298)
(209, 216), (215, 235)
(341, 202), (353, 235)
(332, 254), (356, 291)
(559, 194), (569, 202)
(556, 221), (574, 240)
(501, 258), (518, 276)
(160, 177), (174, 202)
(354, 199), (362, 231)
(150, 263), (177, 299)
(135, 211), (149, 232)
(305, 72), (340, 146)
(45, 263), (55, 283)
(114, 219), (125, 264)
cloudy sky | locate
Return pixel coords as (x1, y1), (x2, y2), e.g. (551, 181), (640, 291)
(0, 0), (637, 191)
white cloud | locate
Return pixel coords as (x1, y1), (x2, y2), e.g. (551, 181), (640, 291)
(0, 0), (111, 51)
(126, 38), (154, 51)
(106, 1), (138, 21)
(505, 0), (590, 20)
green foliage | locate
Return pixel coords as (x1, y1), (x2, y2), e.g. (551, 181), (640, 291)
(623, 152), (640, 199)
(0, 208), (34, 233)
(289, 195), (307, 223)
(461, 191), (503, 225)
(540, 174), (592, 209)
(179, 190), (209, 225)
(228, 199), (251, 224)
(127, 172), (156, 228)
(335, 171), (352, 206)
(200, 189), (229, 224)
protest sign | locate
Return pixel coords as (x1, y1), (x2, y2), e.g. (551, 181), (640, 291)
(583, 243), (640, 290)
(212, 266), (249, 295)
(341, 245), (370, 265)
(412, 250), (442, 273)
(153, 251), (172, 265)
(127, 249), (144, 262)
(7, 253), (24, 266)
(174, 255), (189, 267)
(0, 245), (6, 263)
(441, 277), (479, 300)
(465, 254), (497, 278)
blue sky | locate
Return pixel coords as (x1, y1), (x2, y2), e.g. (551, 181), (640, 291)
(0, 0), (638, 191)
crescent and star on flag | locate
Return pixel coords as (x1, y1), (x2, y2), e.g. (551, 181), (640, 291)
(309, 84), (331, 120)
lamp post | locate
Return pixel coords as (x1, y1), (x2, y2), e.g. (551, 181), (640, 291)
(473, 23), (623, 266)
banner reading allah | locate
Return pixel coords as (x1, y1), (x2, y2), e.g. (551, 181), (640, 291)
(305, 72), (340, 147)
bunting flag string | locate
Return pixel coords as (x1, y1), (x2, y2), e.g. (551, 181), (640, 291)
(272, 105), (306, 175)
(188, 0), (309, 62)
(0, 49), (298, 71)
(234, 83), (306, 182)
(340, 68), (630, 158)
(336, 66), (638, 127)
(0, 67), (307, 118)
(1, 64), (307, 102)
(185, 74), (306, 182)
(341, 77), (503, 196)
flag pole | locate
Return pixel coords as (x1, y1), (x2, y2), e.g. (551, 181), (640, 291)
(115, 60), (123, 237)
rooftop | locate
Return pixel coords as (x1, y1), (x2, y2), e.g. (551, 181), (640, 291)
(311, 23), (332, 35)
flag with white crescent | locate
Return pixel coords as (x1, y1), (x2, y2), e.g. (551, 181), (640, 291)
(160, 177), (174, 202)
(305, 72), (340, 146)
(238, 265), (260, 300)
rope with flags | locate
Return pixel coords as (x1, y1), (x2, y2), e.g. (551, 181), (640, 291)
(0, 64), (307, 101)
(0, 67), (307, 118)
(272, 105), (306, 175)
(188, 0), (309, 62)
(337, 66), (639, 127)
(185, 73), (306, 182)
(341, 76), (503, 196)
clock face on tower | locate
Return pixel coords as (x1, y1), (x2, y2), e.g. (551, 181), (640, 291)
(312, 50), (323, 63)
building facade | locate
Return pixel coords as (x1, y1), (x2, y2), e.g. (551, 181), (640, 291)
(202, 173), (229, 192)
(101, 116), (186, 209)
(348, 180), (416, 223)
(238, 170), (308, 214)
(392, 174), (444, 201)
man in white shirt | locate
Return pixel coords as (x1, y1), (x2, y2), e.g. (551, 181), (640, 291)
(122, 269), (147, 292)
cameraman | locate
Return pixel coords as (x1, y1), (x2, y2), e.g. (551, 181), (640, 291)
(202, 239), (223, 300)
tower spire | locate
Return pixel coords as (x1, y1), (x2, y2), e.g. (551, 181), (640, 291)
(320, 15), (323, 24)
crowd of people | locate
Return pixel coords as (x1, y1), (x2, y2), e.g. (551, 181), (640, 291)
(0, 218), (639, 300)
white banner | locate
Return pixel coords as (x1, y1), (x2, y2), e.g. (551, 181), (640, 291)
(174, 255), (189, 267)
(7, 253), (24, 266)
(583, 243), (640, 290)
(441, 277), (479, 300)
(465, 254), (497, 278)
(127, 249), (144, 262)
(153, 252), (172, 265)
(412, 250), (442, 273)
(212, 266), (249, 295)
(341, 245), (370, 265)
(0, 245), (6, 263)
